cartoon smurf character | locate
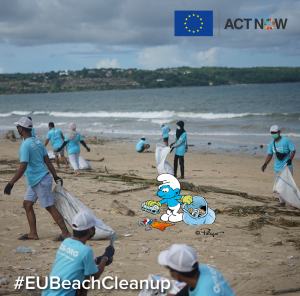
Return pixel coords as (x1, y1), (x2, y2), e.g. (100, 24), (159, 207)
(143, 174), (193, 222)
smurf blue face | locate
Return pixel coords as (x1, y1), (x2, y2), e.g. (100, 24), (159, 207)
(157, 185), (180, 199)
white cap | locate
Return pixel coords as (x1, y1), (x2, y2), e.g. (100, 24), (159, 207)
(141, 136), (146, 139)
(14, 117), (33, 129)
(157, 173), (180, 190)
(71, 211), (103, 231)
(270, 125), (280, 132)
(158, 244), (198, 272)
(160, 123), (164, 127)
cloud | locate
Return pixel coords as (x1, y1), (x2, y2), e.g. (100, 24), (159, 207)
(196, 47), (220, 66)
(0, 68), (4, 73)
(137, 46), (190, 70)
(96, 58), (120, 69)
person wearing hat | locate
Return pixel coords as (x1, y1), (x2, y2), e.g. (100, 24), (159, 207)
(158, 244), (235, 296)
(161, 124), (171, 147)
(44, 122), (69, 169)
(170, 121), (187, 179)
(136, 136), (150, 153)
(4, 117), (70, 241)
(42, 211), (115, 296)
(262, 125), (296, 207)
(55, 123), (91, 177)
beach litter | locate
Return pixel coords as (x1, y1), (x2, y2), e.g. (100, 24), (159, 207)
(287, 256), (294, 259)
(13, 246), (36, 253)
(123, 234), (132, 237)
(151, 220), (174, 231)
(138, 218), (152, 226)
(145, 228), (152, 231)
(0, 278), (8, 285)
(139, 247), (149, 252)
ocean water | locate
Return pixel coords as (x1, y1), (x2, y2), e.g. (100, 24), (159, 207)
(1, 83), (300, 157)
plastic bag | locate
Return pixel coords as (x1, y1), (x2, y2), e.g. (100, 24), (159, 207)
(155, 144), (174, 175)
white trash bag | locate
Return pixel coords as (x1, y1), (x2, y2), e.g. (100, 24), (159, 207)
(155, 144), (174, 175)
(48, 150), (56, 159)
(273, 164), (300, 209)
(139, 274), (186, 296)
(52, 184), (114, 239)
(79, 156), (92, 170)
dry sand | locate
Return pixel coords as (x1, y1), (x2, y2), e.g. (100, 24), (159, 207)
(0, 137), (300, 296)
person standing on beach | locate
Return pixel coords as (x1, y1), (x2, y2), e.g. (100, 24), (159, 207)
(161, 124), (171, 147)
(44, 122), (69, 169)
(4, 117), (71, 241)
(136, 136), (150, 153)
(55, 123), (90, 177)
(170, 121), (187, 179)
(261, 125), (296, 207)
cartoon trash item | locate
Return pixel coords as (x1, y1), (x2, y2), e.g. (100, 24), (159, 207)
(138, 218), (152, 226)
(151, 220), (175, 231)
(145, 227), (152, 231)
(141, 202), (160, 215)
(182, 196), (216, 226)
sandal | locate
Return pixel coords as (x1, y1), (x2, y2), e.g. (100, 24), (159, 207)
(52, 235), (65, 242)
(18, 234), (39, 240)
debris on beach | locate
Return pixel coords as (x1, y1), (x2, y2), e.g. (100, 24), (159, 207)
(151, 220), (174, 231)
(111, 199), (135, 216)
(5, 130), (16, 142)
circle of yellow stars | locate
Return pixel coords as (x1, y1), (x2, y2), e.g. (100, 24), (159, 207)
(184, 14), (204, 33)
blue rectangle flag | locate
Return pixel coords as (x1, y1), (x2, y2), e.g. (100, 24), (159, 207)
(174, 11), (213, 36)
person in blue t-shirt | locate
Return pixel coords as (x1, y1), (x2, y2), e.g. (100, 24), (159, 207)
(161, 124), (171, 146)
(136, 136), (150, 153)
(4, 117), (70, 242)
(170, 121), (187, 179)
(158, 244), (235, 296)
(42, 211), (115, 296)
(45, 122), (69, 169)
(55, 123), (90, 177)
(262, 125), (296, 207)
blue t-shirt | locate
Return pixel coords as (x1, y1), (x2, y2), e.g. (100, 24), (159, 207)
(136, 140), (148, 152)
(42, 238), (98, 296)
(19, 137), (49, 187)
(267, 136), (295, 172)
(47, 128), (64, 150)
(64, 133), (83, 155)
(162, 126), (170, 138)
(189, 265), (235, 296)
(174, 132), (187, 156)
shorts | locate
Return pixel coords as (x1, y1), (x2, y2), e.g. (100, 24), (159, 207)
(54, 148), (65, 156)
(24, 173), (54, 208)
(163, 137), (169, 142)
(137, 146), (145, 153)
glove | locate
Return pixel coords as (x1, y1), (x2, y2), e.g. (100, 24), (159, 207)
(170, 143), (174, 148)
(145, 200), (161, 207)
(86, 147), (91, 152)
(170, 147), (174, 153)
(4, 183), (14, 195)
(286, 159), (292, 166)
(181, 195), (193, 205)
(95, 255), (113, 266)
(261, 164), (267, 172)
(54, 176), (63, 186)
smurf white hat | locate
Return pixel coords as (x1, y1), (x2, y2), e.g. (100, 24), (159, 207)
(157, 173), (180, 190)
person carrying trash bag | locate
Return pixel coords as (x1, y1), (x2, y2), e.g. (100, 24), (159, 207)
(4, 117), (71, 242)
(158, 244), (235, 296)
(55, 123), (91, 177)
(261, 125), (296, 207)
(42, 211), (115, 296)
(170, 121), (187, 179)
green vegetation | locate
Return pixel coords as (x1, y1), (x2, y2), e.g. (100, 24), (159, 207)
(0, 67), (299, 95)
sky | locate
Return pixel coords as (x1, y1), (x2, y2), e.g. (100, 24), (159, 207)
(0, 0), (299, 74)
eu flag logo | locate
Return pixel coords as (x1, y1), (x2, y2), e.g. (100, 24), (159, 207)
(174, 11), (213, 36)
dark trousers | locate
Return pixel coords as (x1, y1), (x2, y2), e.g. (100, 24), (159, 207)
(174, 154), (184, 177)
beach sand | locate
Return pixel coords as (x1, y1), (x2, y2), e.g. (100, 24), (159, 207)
(0, 137), (300, 296)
